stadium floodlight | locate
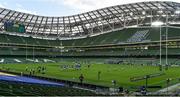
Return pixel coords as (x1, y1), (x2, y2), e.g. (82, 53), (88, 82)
(121, 14), (124, 17)
(142, 11), (146, 15)
(151, 21), (164, 27)
(175, 10), (180, 14)
(158, 10), (163, 14)
(130, 12), (133, 16)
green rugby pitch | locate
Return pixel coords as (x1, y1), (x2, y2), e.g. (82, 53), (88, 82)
(0, 61), (179, 91)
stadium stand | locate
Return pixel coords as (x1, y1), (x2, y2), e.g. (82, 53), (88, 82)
(127, 30), (149, 43)
(0, 1), (180, 96)
(0, 81), (96, 96)
(0, 27), (180, 47)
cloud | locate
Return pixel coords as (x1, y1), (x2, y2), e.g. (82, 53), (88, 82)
(2, 0), (180, 16)
(62, 0), (96, 12)
(15, 8), (38, 15)
(0, 2), (38, 15)
(0, 2), (7, 8)
(16, 3), (23, 8)
(15, 3), (38, 15)
(42, 0), (180, 13)
(0, 4), (5, 8)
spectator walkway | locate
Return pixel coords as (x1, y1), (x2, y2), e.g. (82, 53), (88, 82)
(0, 72), (64, 86)
(156, 83), (180, 95)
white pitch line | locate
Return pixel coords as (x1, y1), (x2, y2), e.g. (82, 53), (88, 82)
(0, 72), (16, 76)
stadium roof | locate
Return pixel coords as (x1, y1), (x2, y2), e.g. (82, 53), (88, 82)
(0, 1), (180, 39)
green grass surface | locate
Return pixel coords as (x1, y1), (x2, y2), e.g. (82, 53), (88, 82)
(0, 61), (179, 91)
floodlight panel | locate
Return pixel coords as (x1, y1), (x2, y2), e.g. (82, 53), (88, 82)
(151, 21), (164, 26)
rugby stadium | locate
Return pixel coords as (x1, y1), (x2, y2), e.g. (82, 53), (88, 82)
(0, 1), (180, 96)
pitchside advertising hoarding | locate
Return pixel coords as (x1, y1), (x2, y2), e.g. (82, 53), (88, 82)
(4, 21), (26, 33)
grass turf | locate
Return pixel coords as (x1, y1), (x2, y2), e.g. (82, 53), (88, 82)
(0, 61), (179, 91)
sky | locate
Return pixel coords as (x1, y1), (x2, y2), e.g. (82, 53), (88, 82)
(0, 0), (180, 16)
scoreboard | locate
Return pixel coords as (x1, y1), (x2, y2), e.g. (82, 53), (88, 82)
(4, 21), (26, 33)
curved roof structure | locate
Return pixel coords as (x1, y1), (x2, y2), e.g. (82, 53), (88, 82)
(0, 1), (180, 39)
